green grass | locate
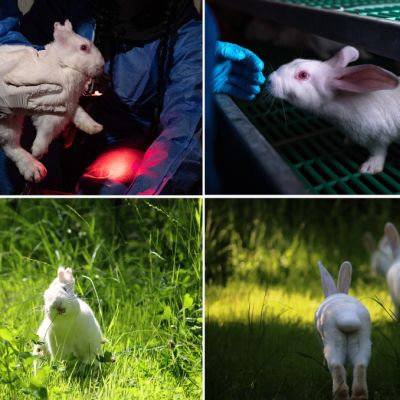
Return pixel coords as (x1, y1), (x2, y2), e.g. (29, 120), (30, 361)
(205, 199), (400, 400)
(0, 199), (202, 400)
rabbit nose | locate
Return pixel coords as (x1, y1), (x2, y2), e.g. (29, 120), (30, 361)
(56, 305), (66, 315)
(52, 301), (66, 315)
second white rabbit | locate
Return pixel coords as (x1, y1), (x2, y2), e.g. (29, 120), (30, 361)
(363, 232), (393, 277)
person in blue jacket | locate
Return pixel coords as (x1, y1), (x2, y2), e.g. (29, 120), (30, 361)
(0, 0), (202, 195)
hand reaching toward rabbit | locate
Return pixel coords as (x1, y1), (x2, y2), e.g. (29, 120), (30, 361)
(268, 46), (400, 175)
(213, 41), (266, 100)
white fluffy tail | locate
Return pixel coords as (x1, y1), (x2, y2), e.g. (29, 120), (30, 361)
(336, 312), (361, 333)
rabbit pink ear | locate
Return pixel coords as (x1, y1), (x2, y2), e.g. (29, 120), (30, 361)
(63, 20), (73, 31)
(326, 46), (359, 68)
(58, 266), (74, 284)
(385, 223), (400, 255)
(332, 65), (398, 93)
(53, 20), (73, 43)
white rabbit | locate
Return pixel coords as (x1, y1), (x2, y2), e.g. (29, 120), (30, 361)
(268, 46), (400, 174)
(315, 261), (371, 400)
(363, 232), (393, 277)
(382, 222), (400, 318)
(33, 267), (103, 364)
(0, 20), (104, 182)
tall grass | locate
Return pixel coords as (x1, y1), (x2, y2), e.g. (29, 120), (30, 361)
(206, 199), (400, 400)
(0, 199), (202, 400)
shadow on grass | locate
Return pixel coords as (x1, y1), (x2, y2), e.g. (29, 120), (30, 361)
(205, 318), (400, 400)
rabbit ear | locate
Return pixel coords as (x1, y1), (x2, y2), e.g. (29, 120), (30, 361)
(326, 46), (359, 68)
(318, 261), (338, 298)
(385, 223), (400, 255)
(63, 20), (73, 32)
(53, 20), (73, 43)
(363, 232), (376, 254)
(337, 261), (352, 294)
(331, 65), (398, 93)
(58, 266), (74, 284)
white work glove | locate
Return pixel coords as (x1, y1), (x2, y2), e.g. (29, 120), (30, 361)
(0, 82), (66, 118)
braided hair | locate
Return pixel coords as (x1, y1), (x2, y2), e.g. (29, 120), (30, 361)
(89, 0), (184, 134)
(150, 0), (179, 136)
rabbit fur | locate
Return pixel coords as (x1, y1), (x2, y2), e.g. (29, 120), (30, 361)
(363, 232), (393, 277)
(315, 261), (371, 400)
(268, 46), (400, 174)
(0, 20), (104, 182)
(33, 267), (102, 364)
(382, 222), (400, 318)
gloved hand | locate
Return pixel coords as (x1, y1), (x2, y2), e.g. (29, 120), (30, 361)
(213, 41), (265, 100)
(0, 82), (66, 118)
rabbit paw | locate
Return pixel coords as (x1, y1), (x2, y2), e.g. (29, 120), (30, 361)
(84, 122), (103, 135)
(31, 143), (49, 160)
(21, 159), (47, 182)
(335, 389), (350, 400)
(351, 390), (368, 400)
(359, 156), (385, 175)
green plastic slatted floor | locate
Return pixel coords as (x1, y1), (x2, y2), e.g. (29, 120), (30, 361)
(236, 98), (400, 194)
(279, 0), (400, 20)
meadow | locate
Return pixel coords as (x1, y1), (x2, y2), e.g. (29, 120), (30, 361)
(206, 199), (400, 400)
(0, 199), (202, 400)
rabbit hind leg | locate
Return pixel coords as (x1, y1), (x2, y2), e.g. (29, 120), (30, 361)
(0, 115), (46, 182)
(31, 114), (67, 159)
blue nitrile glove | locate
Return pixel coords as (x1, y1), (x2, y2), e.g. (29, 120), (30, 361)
(213, 41), (266, 101)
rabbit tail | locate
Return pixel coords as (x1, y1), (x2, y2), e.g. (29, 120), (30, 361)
(336, 311), (361, 333)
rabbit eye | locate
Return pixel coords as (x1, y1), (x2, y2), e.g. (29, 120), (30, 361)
(63, 287), (67, 292)
(80, 44), (89, 52)
(296, 70), (310, 81)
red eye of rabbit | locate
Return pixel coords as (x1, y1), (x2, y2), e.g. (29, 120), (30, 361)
(80, 44), (89, 52)
(295, 70), (310, 81)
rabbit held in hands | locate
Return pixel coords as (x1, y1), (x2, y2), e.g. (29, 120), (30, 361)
(0, 20), (104, 182)
(34, 267), (102, 364)
(315, 262), (371, 400)
(363, 232), (393, 277)
(268, 46), (400, 174)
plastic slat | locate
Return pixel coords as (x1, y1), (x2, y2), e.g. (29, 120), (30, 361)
(236, 98), (400, 194)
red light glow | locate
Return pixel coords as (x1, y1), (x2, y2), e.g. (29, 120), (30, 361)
(82, 148), (144, 183)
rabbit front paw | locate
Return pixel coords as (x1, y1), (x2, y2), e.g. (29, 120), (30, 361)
(83, 122), (103, 135)
(21, 159), (47, 182)
(31, 144), (48, 160)
(359, 156), (385, 175)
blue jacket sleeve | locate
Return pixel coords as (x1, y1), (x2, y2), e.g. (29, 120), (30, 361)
(0, 0), (33, 46)
(126, 19), (202, 195)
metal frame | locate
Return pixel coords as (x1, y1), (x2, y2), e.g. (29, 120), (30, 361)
(215, 95), (309, 194)
(214, 0), (400, 60)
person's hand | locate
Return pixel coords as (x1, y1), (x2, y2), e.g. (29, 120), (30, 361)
(213, 41), (265, 101)
(0, 82), (66, 118)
